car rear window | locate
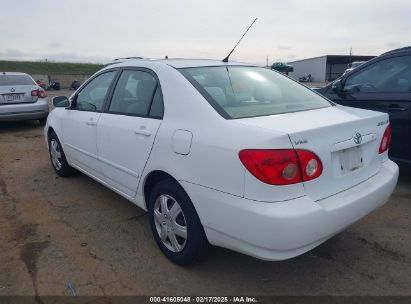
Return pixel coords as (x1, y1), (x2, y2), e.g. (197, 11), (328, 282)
(0, 75), (35, 86)
(179, 66), (331, 119)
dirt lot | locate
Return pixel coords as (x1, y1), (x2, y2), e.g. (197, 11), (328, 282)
(0, 90), (410, 296)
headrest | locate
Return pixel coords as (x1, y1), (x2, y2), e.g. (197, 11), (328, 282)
(205, 87), (227, 106)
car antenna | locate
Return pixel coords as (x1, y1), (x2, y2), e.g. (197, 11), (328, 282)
(222, 17), (258, 63)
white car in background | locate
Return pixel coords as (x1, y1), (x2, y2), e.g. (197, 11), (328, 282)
(0, 72), (49, 124)
(44, 59), (398, 265)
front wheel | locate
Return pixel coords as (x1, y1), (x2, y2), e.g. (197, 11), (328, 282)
(48, 132), (75, 177)
(148, 179), (209, 265)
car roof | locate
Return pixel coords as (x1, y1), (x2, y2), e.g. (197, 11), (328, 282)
(161, 59), (252, 68)
(106, 58), (254, 69)
(381, 46), (411, 56)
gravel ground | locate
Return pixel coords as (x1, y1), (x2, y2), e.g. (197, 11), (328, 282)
(0, 90), (410, 296)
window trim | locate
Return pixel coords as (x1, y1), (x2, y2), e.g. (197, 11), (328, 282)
(342, 54), (411, 94)
(103, 67), (165, 120)
(70, 68), (120, 113)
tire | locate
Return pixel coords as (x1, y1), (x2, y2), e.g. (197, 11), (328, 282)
(48, 132), (75, 177)
(148, 179), (209, 265)
(39, 117), (47, 126)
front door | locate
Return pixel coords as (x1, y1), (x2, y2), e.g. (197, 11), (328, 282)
(97, 69), (164, 197)
(61, 70), (118, 178)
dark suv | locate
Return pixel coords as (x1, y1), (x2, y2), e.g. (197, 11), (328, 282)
(316, 47), (411, 167)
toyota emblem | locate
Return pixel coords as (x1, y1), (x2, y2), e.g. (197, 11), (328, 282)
(353, 132), (362, 145)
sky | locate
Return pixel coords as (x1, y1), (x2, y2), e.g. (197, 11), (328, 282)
(0, 0), (410, 65)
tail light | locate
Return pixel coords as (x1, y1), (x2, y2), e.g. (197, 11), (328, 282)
(295, 150), (323, 181)
(239, 149), (322, 185)
(39, 89), (47, 98)
(31, 89), (47, 98)
(379, 125), (391, 154)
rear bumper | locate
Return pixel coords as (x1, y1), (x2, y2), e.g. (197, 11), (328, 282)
(181, 160), (399, 261)
(0, 99), (49, 121)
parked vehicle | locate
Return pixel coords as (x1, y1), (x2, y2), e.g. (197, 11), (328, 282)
(70, 80), (81, 90)
(343, 61), (366, 75)
(47, 81), (60, 91)
(44, 59), (398, 265)
(271, 62), (294, 75)
(316, 46), (411, 167)
(0, 72), (49, 125)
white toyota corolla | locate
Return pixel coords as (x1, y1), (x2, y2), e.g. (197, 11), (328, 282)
(44, 59), (398, 265)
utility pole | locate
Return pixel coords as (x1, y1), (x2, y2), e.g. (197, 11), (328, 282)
(266, 56), (269, 67)
(349, 47), (352, 67)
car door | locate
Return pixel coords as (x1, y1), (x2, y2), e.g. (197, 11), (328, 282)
(329, 54), (411, 164)
(61, 70), (118, 178)
(96, 68), (164, 197)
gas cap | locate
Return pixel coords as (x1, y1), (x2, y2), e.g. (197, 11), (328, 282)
(172, 130), (193, 155)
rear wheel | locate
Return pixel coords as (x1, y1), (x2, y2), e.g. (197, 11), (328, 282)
(48, 132), (75, 177)
(148, 179), (209, 265)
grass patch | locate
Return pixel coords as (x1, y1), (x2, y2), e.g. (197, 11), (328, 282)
(0, 60), (103, 75)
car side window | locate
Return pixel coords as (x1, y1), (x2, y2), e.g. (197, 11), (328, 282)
(344, 55), (411, 93)
(109, 70), (162, 118)
(74, 71), (117, 111)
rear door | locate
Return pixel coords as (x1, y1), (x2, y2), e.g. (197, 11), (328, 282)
(61, 70), (118, 178)
(329, 54), (411, 164)
(96, 68), (163, 197)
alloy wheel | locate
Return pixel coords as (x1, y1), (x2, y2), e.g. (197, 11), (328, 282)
(50, 139), (62, 170)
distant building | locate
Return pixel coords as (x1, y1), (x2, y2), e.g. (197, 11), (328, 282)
(288, 55), (375, 82)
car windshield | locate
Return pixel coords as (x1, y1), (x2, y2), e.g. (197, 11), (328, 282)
(0, 75), (35, 86)
(179, 66), (331, 119)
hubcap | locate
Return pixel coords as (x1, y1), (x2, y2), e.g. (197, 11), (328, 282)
(50, 139), (62, 170)
(153, 194), (187, 252)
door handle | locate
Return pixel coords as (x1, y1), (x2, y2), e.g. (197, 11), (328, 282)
(134, 129), (151, 137)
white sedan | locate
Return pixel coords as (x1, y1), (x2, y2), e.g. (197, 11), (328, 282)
(44, 59), (398, 265)
(0, 72), (49, 124)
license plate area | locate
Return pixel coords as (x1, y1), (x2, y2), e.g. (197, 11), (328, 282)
(339, 146), (363, 174)
(2, 94), (24, 103)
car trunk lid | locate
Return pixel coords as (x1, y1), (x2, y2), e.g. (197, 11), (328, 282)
(0, 85), (39, 104)
(237, 105), (389, 201)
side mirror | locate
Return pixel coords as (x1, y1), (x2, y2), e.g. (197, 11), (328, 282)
(331, 79), (343, 93)
(52, 96), (70, 108)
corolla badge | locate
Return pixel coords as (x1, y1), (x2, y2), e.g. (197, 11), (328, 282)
(294, 139), (308, 145)
(10, 88), (15, 92)
(353, 132), (362, 145)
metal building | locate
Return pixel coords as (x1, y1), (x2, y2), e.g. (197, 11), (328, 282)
(287, 55), (375, 82)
